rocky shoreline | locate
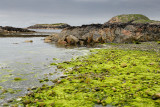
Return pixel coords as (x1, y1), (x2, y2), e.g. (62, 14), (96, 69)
(8, 42), (160, 107)
(1, 14), (160, 107)
(44, 14), (160, 46)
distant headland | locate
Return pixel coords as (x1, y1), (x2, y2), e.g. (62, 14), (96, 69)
(27, 23), (70, 29)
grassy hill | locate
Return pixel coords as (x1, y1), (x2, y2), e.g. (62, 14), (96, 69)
(107, 14), (160, 24)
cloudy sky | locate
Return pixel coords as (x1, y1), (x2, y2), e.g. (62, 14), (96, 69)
(0, 0), (159, 27)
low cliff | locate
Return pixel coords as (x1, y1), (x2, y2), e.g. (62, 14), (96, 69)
(28, 23), (70, 29)
(44, 14), (160, 46)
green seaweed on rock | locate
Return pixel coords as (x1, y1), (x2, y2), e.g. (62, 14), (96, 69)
(13, 49), (160, 107)
(14, 77), (22, 81)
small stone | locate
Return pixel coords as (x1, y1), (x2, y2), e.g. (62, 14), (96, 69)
(39, 80), (44, 83)
(44, 39), (52, 43)
(44, 78), (49, 82)
(97, 100), (101, 104)
(27, 88), (31, 91)
(50, 103), (55, 106)
(14, 77), (22, 81)
(57, 80), (61, 83)
(49, 73), (53, 75)
(94, 87), (100, 91)
(112, 87), (116, 91)
(31, 87), (38, 90)
(150, 63), (154, 65)
(60, 75), (68, 78)
(23, 100), (31, 105)
(39, 102), (46, 107)
(152, 93), (160, 100)
(24, 40), (33, 43)
(121, 63), (127, 68)
(16, 98), (22, 101)
(132, 63), (137, 66)
(7, 99), (13, 103)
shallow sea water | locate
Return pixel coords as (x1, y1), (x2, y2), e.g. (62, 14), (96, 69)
(0, 36), (89, 105)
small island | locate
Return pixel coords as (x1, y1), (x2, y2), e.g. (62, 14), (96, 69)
(0, 26), (39, 37)
(27, 23), (70, 29)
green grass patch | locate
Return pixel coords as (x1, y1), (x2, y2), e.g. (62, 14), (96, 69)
(116, 14), (150, 23)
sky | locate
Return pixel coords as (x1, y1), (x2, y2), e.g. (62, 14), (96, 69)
(0, 0), (160, 28)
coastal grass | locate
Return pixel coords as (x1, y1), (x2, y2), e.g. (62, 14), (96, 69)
(16, 49), (160, 107)
(117, 14), (150, 23)
(113, 14), (160, 24)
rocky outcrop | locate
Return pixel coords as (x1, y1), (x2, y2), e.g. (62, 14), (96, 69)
(28, 23), (70, 29)
(44, 14), (160, 46)
(0, 26), (35, 33)
(0, 26), (52, 37)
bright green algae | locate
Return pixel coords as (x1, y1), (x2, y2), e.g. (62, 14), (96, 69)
(16, 49), (160, 107)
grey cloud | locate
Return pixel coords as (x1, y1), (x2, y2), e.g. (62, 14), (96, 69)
(0, 0), (159, 27)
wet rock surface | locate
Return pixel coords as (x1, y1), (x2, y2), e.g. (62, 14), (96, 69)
(12, 48), (160, 107)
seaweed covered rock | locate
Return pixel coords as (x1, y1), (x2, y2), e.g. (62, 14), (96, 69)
(16, 49), (160, 107)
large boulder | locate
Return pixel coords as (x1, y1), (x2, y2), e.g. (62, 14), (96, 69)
(44, 34), (59, 43)
(66, 35), (79, 45)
